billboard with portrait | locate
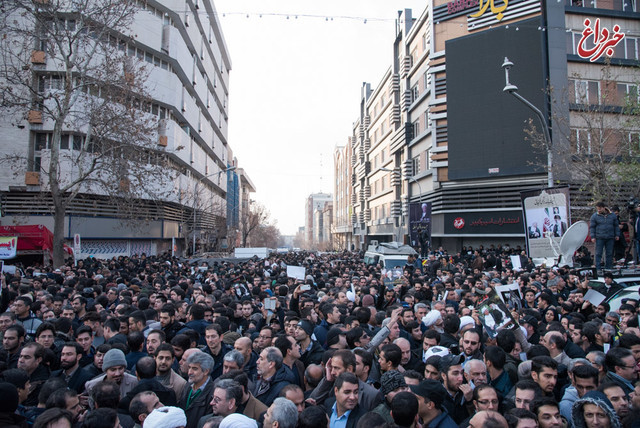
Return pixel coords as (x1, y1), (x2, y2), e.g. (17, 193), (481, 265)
(409, 202), (431, 256)
(520, 186), (571, 258)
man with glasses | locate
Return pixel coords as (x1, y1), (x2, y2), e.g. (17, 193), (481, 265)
(256, 327), (274, 352)
(604, 347), (638, 395)
(208, 379), (242, 418)
(458, 385), (500, 427)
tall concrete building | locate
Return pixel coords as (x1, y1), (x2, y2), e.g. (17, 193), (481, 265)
(333, 142), (354, 250)
(0, 0), (248, 257)
(336, 2), (639, 251)
(305, 193), (332, 249)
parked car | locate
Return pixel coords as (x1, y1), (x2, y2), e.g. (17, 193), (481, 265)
(599, 276), (640, 311)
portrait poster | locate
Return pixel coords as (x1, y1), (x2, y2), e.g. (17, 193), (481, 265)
(409, 202), (431, 255)
(520, 187), (571, 258)
(476, 289), (518, 338)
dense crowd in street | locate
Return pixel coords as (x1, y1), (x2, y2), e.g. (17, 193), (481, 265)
(1, 236), (640, 428)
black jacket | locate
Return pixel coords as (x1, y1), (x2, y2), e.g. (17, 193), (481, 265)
(51, 366), (94, 394)
(323, 399), (367, 428)
(203, 342), (231, 381)
(24, 364), (50, 406)
(162, 321), (184, 343)
(299, 339), (324, 366)
(252, 366), (290, 407)
(119, 378), (177, 413)
(179, 379), (214, 428)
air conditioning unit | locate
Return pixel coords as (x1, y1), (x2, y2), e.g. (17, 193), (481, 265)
(25, 172), (40, 186)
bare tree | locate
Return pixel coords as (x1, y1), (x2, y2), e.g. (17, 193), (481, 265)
(240, 202), (269, 247)
(0, 0), (177, 265)
(249, 223), (281, 249)
(524, 62), (640, 219)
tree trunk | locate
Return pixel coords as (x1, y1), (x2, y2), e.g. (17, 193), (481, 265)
(51, 194), (66, 267)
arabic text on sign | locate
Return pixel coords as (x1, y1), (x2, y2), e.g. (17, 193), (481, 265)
(469, 217), (521, 227)
(577, 18), (625, 62)
(469, 0), (508, 21)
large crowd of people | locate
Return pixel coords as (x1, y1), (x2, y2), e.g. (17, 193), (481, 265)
(0, 245), (638, 428)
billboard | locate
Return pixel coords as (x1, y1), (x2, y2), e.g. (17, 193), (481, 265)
(446, 17), (547, 180)
(520, 186), (571, 258)
(0, 237), (17, 259)
(443, 211), (524, 235)
(409, 202), (431, 257)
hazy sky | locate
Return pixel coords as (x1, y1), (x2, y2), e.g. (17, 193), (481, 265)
(215, 0), (427, 235)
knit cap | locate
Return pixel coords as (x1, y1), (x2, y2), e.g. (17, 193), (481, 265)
(381, 370), (407, 396)
(102, 349), (127, 372)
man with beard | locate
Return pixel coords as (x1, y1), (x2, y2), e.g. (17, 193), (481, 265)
(155, 343), (187, 401)
(159, 305), (183, 343)
(85, 348), (139, 398)
(51, 342), (93, 394)
(3, 324), (25, 369)
(17, 342), (50, 406)
(439, 354), (468, 424)
(179, 351), (215, 428)
(145, 330), (165, 358)
(234, 336), (258, 381)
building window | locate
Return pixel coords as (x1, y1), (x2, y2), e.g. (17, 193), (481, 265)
(412, 118), (420, 138)
(617, 83), (639, 105)
(569, 79), (600, 105)
(571, 128), (592, 153)
(412, 155), (421, 175)
(411, 84), (419, 102)
(425, 148), (431, 170)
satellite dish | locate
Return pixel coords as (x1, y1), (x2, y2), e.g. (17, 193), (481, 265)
(557, 221), (589, 267)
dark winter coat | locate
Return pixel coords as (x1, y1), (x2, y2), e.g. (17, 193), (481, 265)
(179, 379), (215, 428)
(252, 365), (290, 407)
(590, 210), (620, 239)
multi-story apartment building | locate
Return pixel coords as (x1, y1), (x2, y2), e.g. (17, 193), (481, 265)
(0, 0), (248, 258)
(338, 2), (639, 251)
(333, 142), (353, 250)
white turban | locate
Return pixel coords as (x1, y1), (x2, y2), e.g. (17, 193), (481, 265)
(422, 311), (442, 327)
(459, 316), (475, 331)
(220, 414), (259, 428)
(144, 407), (187, 428)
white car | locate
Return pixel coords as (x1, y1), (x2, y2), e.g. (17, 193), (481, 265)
(598, 276), (640, 311)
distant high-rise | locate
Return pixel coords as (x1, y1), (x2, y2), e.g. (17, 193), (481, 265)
(305, 193), (332, 249)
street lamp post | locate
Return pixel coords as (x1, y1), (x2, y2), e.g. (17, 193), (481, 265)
(502, 57), (553, 188)
(192, 166), (236, 255)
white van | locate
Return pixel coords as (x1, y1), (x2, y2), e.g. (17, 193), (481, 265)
(363, 241), (417, 270)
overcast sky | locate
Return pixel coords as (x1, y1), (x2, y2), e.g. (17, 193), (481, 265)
(215, 0), (427, 236)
